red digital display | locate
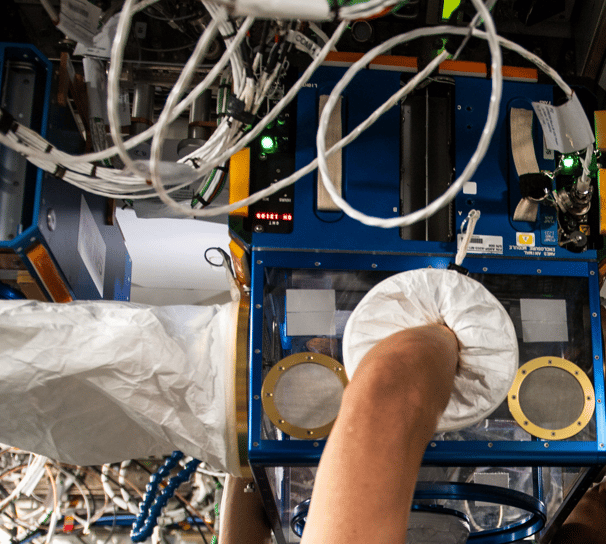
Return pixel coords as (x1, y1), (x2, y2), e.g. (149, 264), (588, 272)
(256, 212), (293, 221)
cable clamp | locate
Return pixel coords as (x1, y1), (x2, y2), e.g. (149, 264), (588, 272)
(327, 0), (341, 22)
(53, 165), (67, 180)
(226, 96), (255, 125)
(0, 108), (15, 135)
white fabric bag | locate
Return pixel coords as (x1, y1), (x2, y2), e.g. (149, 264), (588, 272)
(0, 299), (241, 473)
(343, 268), (519, 432)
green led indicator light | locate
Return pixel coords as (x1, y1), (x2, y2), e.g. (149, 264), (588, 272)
(562, 156), (575, 168)
(261, 136), (277, 152)
(442, 0), (462, 20)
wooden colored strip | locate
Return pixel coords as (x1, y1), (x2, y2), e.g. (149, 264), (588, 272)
(26, 244), (73, 303)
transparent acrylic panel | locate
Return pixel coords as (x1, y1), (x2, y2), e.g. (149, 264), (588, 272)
(260, 268), (597, 443)
(268, 465), (584, 543)
(265, 465), (316, 543)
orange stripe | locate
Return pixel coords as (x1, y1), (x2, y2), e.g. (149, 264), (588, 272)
(439, 59), (487, 76)
(26, 244), (73, 303)
(501, 65), (538, 81)
(324, 52), (365, 64)
(371, 55), (417, 70)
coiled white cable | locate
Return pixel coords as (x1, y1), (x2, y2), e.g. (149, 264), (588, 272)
(316, 0), (502, 228)
(0, 12), (588, 230)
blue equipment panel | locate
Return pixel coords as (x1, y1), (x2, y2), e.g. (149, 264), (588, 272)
(249, 66), (597, 261)
(244, 63), (604, 544)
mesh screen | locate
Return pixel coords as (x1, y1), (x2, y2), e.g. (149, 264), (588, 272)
(274, 363), (344, 428)
(518, 367), (584, 429)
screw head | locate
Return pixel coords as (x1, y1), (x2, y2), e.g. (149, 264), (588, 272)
(254, 225), (264, 233)
(46, 209), (57, 231)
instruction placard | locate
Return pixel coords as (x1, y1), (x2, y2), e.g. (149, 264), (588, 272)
(78, 195), (106, 296)
(58, 0), (102, 47)
(532, 93), (594, 153)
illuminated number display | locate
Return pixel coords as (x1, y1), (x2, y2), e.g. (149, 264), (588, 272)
(256, 212), (293, 221)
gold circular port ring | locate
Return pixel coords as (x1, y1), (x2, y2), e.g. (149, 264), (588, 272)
(261, 352), (348, 440)
(508, 356), (595, 440)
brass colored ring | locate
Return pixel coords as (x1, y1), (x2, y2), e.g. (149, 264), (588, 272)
(262, 352), (348, 440)
(234, 293), (251, 478)
(508, 356), (595, 440)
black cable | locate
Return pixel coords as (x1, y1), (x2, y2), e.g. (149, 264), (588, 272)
(257, 20), (270, 59)
(230, 17), (253, 78)
(139, 43), (197, 52)
(88, 467), (123, 494)
(101, 503), (117, 544)
(143, 9), (200, 22)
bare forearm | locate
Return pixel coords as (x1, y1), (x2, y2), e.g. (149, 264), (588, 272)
(301, 325), (459, 544)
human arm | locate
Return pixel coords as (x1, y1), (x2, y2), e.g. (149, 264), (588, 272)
(300, 324), (459, 544)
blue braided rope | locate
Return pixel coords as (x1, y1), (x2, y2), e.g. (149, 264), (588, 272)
(130, 451), (201, 542)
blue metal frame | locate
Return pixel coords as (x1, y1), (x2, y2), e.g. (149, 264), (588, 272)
(248, 250), (605, 467)
(0, 43), (52, 254)
(245, 63), (606, 543)
(251, 67), (596, 261)
(0, 43), (73, 302)
(0, 43), (132, 302)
